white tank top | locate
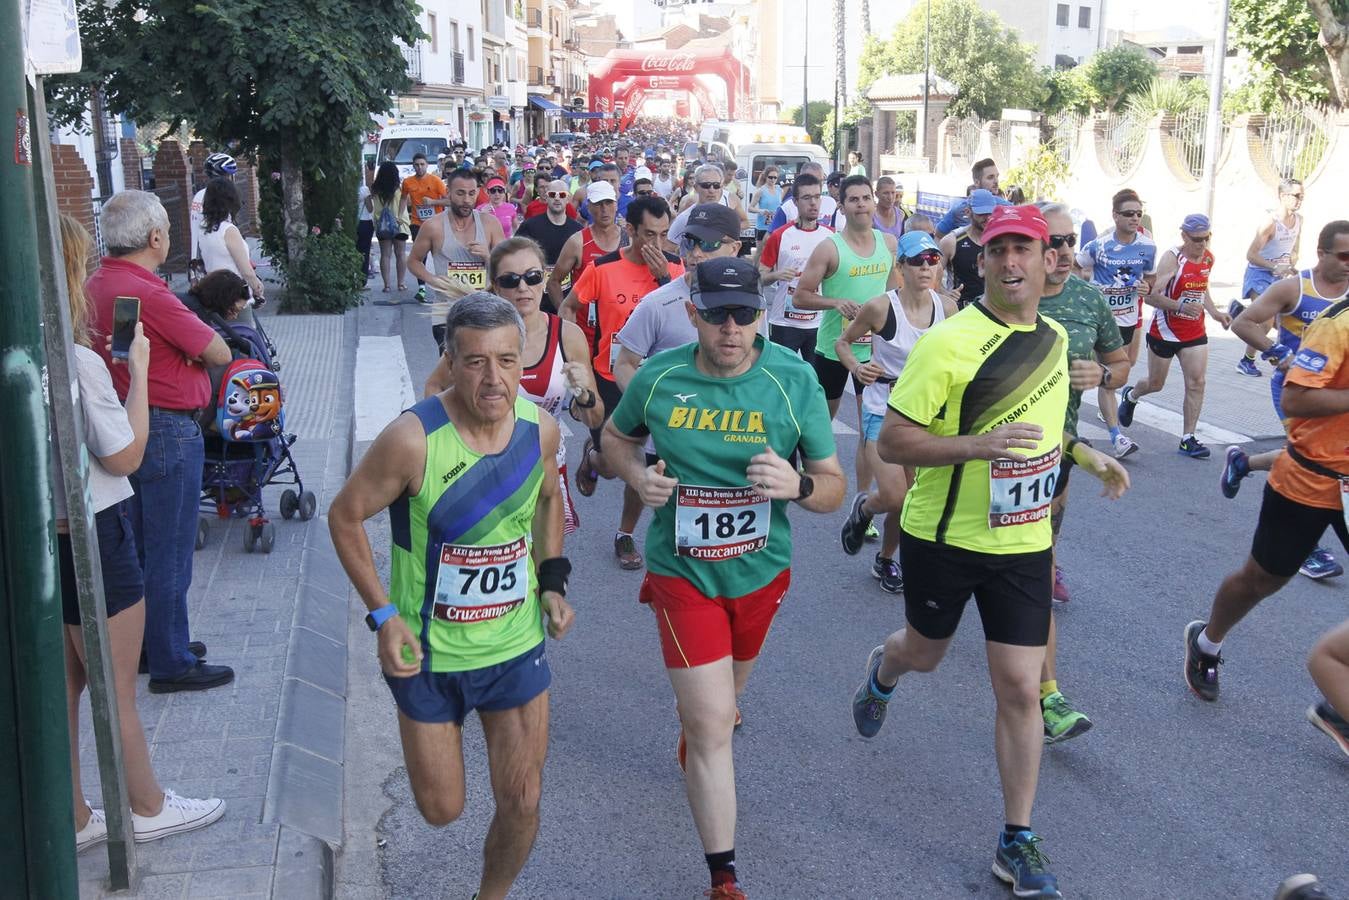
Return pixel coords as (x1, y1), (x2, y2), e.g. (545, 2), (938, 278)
(1257, 212), (1301, 266)
(199, 221), (243, 277)
(862, 289), (945, 417)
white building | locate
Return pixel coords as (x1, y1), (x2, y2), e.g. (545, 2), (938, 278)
(388, 1), (489, 149)
(980, 0), (1105, 69)
(483, 0), (530, 146)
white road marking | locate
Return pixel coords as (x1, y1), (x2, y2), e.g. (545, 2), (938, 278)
(832, 418), (858, 436)
(1080, 395), (1250, 445)
(354, 337), (416, 442)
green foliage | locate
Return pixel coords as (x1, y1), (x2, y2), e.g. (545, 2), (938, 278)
(1082, 47), (1157, 112)
(857, 0), (1046, 120)
(783, 101), (836, 146)
(1230, 0), (1332, 108)
(275, 230), (364, 314)
(1125, 78), (1209, 116)
(257, 161), (287, 267)
(1043, 68), (1095, 115)
(1002, 143), (1071, 202)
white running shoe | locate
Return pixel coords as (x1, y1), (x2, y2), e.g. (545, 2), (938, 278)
(133, 790), (226, 843)
(1111, 433), (1139, 458)
(76, 806), (107, 853)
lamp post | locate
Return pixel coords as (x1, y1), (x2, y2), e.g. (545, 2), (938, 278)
(1200, 0), (1230, 217)
(921, 0), (931, 159)
(802, 0), (809, 128)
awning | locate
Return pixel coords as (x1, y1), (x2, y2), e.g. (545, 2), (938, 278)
(563, 111), (604, 119)
(528, 95), (564, 112)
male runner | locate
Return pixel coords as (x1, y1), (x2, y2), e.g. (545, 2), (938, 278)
(757, 172), (832, 363)
(407, 169), (504, 347)
(1117, 213), (1232, 458)
(836, 230), (956, 594)
(514, 179), (583, 269)
(1235, 179), (1305, 375)
(401, 153), (450, 302)
(560, 195), (682, 570)
(872, 176), (907, 244)
(935, 158), (1007, 237)
(940, 189), (997, 309)
(850, 205), (1129, 900)
(1076, 188), (1157, 458)
(671, 165), (749, 243)
(603, 258), (845, 899)
(766, 162), (838, 233)
(1219, 220), (1349, 581)
(1184, 291), (1349, 702)
(652, 156), (677, 199)
(328, 293), (575, 900)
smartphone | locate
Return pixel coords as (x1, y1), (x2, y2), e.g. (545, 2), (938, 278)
(111, 296), (140, 360)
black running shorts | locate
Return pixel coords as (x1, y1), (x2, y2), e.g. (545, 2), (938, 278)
(1146, 333), (1207, 359)
(1251, 483), (1349, 578)
(812, 353), (864, 401)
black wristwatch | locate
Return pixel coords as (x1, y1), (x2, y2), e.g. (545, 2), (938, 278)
(794, 474), (815, 502)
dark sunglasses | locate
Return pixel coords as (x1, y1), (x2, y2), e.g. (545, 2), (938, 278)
(683, 235), (728, 253)
(696, 306), (759, 326)
(494, 269), (546, 289)
(1324, 249), (1349, 262)
(765, 174), (778, 180)
(904, 251), (942, 267)
(1115, 209), (1143, 218)
(488, 187), (506, 194)
(697, 181), (723, 190)
(1186, 234), (1211, 243)
(636, 189), (654, 196)
(1049, 233), (1077, 249)
(546, 191), (569, 199)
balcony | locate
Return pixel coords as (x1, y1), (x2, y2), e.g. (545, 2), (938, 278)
(451, 50), (465, 85)
(528, 65), (546, 85)
(564, 33), (580, 49)
(401, 42), (423, 83)
(527, 8), (544, 29)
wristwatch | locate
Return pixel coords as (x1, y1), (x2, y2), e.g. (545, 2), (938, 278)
(794, 474), (815, 502)
(365, 605), (399, 632)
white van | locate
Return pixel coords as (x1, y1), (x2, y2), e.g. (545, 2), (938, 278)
(376, 122), (461, 180)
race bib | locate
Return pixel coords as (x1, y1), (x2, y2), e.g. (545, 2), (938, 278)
(431, 537), (529, 623)
(1176, 294), (1204, 320)
(988, 448), (1061, 529)
(1103, 286), (1137, 316)
(783, 285), (818, 323)
(740, 227), (757, 240)
(674, 484), (771, 560)
(446, 263), (487, 291)
(416, 204), (435, 221)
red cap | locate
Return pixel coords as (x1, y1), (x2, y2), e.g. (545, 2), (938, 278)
(485, 177), (507, 191)
(981, 205), (1050, 244)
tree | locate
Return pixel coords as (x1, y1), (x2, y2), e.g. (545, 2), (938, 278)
(857, 0), (1046, 120)
(1043, 67), (1095, 115)
(785, 101), (835, 147)
(1081, 46), (1157, 112)
(1305, 0), (1349, 106)
(46, 1), (422, 266)
(1229, 0), (1332, 109)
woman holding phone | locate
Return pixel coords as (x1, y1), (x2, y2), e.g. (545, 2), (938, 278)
(54, 215), (225, 854)
(197, 178), (265, 324)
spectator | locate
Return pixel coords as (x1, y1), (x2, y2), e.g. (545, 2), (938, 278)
(86, 191), (234, 693)
(482, 177), (519, 237)
(356, 175), (374, 279)
(847, 150), (867, 177)
(55, 215), (226, 856)
(368, 161), (410, 292)
(197, 177), (265, 322)
(189, 152), (237, 284)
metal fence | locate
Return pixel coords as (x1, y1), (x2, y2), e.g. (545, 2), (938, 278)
(1102, 111), (1148, 177)
(1171, 110), (1208, 179)
(1048, 111), (1085, 165)
(1257, 103), (1331, 181)
(949, 116), (982, 163)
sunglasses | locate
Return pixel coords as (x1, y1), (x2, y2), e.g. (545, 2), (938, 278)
(683, 235), (728, 253)
(765, 174), (778, 180)
(904, 251), (942, 267)
(494, 269), (546, 289)
(1049, 233), (1077, 249)
(1324, 250), (1349, 262)
(636, 189), (653, 196)
(546, 191), (569, 199)
(1186, 234), (1211, 242)
(696, 306), (760, 326)
(697, 181), (722, 190)
(488, 187), (506, 194)
(1115, 209), (1143, 218)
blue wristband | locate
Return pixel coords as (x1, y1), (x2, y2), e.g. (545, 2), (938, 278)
(366, 604), (399, 632)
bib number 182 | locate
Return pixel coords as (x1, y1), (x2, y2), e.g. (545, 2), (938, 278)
(693, 510), (758, 540)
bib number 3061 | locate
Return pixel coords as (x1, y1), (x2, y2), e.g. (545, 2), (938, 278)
(432, 537), (528, 623)
(675, 485), (770, 560)
(988, 448), (1061, 529)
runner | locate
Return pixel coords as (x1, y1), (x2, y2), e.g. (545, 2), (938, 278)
(1235, 179), (1305, 376)
(602, 257), (846, 899)
(1307, 618), (1349, 760)
(547, 181), (628, 348)
(671, 165), (749, 243)
(1221, 220), (1349, 580)
(406, 169), (505, 348)
(1075, 188), (1157, 458)
(939, 189), (997, 309)
(794, 176), (900, 526)
(514, 179), (583, 283)
(849, 205), (1129, 900)
(872, 176), (907, 245)
(766, 162), (838, 233)
(329, 293), (575, 900)
(756, 173), (832, 363)
(1184, 287), (1349, 703)
(935, 158), (1007, 237)
(835, 230), (956, 594)
(401, 153), (451, 303)
(560, 195), (682, 571)
(1035, 203), (1130, 740)
(1117, 214), (1232, 458)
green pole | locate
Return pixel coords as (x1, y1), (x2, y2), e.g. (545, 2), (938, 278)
(0, 0), (79, 893)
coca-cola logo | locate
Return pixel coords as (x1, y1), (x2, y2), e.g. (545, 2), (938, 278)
(641, 54), (696, 72)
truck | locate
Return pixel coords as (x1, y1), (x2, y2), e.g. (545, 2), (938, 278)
(375, 121), (462, 180)
(694, 119), (830, 196)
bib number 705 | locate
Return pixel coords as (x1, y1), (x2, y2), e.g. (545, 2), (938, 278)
(458, 564), (517, 595)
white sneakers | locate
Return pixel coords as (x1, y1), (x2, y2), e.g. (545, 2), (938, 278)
(76, 791), (226, 852)
(1111, 433), (1139, 458)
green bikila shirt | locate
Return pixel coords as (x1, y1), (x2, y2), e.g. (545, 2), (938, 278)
(1038, 275), (1123, 437)
(814, 229), (893, 362)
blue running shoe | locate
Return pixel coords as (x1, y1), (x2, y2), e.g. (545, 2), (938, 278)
(1220, 446), (1250, 499)
(1236, 356), (1263, 377)
(851, 645), (892, 737)
(1116, 385), (1138, 427)
(992, 831), (1062, 899)
(1299, 547), (1344, 580)
(1178, 436), (1210, 458)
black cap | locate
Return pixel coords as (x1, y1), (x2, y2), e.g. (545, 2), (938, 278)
(684, 203), (742, 241)
(691, 258), (764, 310)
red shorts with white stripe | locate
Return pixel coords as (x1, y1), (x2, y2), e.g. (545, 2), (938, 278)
(638, 568), (791, 669)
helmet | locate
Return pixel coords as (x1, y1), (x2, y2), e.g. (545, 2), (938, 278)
(205, 152), (238, 177)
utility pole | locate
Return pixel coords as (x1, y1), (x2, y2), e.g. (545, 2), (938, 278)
(922, 0), (931, 159)
(802, 0), (809, 129)
(1200, 0), (1230, 217)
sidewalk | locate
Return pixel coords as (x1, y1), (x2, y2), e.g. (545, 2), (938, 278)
(75, 295), (358, 899)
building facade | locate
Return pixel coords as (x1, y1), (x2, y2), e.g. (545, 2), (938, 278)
(981, 0), (1105, 69)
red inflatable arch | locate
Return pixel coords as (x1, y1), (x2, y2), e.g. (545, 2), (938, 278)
(588, 48), (750, 132)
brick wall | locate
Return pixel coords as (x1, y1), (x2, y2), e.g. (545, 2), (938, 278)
(52, 144), (96, 263)
(119, 138), (143, 191)
(236, 163), (260, 236)
(187, 140), (208, 193)
(153, 139), (193, 273)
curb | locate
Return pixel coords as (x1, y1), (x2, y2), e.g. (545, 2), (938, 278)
(260, 309), (359, 899)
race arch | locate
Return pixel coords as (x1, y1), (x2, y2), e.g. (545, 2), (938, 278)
(588, 48), (751, 131)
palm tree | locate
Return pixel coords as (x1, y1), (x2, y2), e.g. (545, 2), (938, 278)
(834, 0), (846, 142)
(859, 0), (871, 35)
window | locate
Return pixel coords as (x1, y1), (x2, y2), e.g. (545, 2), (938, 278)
(428, 13), (438, 52)
(1177, 45), (1204, 54)
(1056, 4), (1069, 26)
(450, 20), (460, 53)
(1078, 6), (1091, 28)
(468, 27), (475, 60)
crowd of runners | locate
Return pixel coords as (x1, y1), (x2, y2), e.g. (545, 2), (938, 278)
(330, 125), (1348, 900)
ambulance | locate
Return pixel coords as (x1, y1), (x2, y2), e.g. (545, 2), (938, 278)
(375, 120), (461, 180)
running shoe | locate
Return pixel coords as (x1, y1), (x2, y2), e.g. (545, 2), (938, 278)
(1235, 356), (1263, 377)
(840, 492), (873, 556)
(575, 438), (598, 497)
(1051, 566), (1070, 603)
(415, 286), (429, 303)
(992, 830), (1062, 899)
(1184, 620), (1222, 702)
(1307, 701), (1349, 758)
(1227, 298), (1246, 321)
(851, 645), (892, 738)
(872, 555), (903, 594)
(1178, 436), (1211, 459)
(75, 807), (107, 853)
(705, 883), (748, 900)
(1041, 692), (1093, 744)
(614, 534), (644, 571)
(1299, 548), (1344, 580)
(1220, 446), (1250, 499)
(865, 521), (880, 542)
(1276, 874), (1333, 900)
(1111, 433), (1139, 459)
(1116, 386), (1138, 427)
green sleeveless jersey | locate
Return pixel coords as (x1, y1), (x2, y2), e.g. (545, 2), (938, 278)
(389, 395), (546, 673)
(814, 228), (894, 362)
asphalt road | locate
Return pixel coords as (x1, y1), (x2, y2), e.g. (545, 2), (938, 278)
(337, 298), (1347, 900)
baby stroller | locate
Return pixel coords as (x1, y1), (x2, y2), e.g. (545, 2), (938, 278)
(194, 311), (314, 554)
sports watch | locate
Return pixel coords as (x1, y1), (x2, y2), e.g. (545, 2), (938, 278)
(366, 605), (399, 632)
(794, 474), (815, 502)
